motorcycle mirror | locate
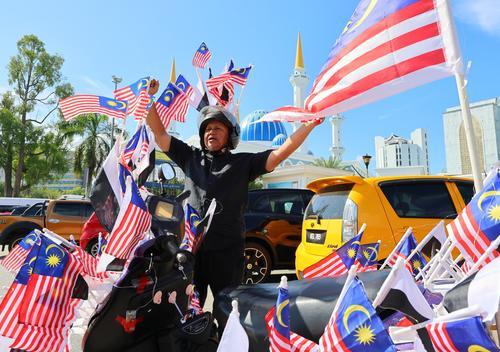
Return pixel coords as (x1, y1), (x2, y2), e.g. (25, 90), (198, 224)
(158, 163), (176, 183)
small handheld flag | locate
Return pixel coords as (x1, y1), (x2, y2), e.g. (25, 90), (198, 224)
(192, 42), (212, 68)
(113, 77), (150, 119)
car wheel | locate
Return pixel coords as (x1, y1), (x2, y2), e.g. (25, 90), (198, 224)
(86, 238), (100, 258)
(243, 243), (272, 284)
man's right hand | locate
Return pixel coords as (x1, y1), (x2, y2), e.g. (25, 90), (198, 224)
(149, 79), (159, 95)
(146, 78), (172, 152)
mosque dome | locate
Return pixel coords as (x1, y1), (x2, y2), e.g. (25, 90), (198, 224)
(241, 110), (288, 142)
(271, 133), (287, 148)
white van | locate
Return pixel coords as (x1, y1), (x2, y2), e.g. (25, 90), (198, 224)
(0, 197), (47, 214)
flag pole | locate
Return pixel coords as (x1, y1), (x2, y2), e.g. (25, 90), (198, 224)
(195, 67), (207, 95)
(406, 220), (444, 263)
(380, 227), (413, 270)
(438, 0), (483, 192)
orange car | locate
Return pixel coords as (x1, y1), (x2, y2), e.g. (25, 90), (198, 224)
(0, 198), (94, 250)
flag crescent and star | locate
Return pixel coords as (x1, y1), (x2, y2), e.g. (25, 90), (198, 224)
(277, 299), (289, 328)
(343, 304), (371, 333)
(477, 191), (500, 211)
(364, 246), (378, 260)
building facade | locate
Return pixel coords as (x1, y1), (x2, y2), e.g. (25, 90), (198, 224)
(374, 129), (429, 176)
(443, 97), (500, 175)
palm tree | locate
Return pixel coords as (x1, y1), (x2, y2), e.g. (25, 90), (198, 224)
(313, 156), (348, 170)
(60, 114), (115, 194)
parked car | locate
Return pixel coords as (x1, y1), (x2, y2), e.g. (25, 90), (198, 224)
(243, 188), (313, 283)
(295, 175), (474, 278)
(0, 199), (94, 250)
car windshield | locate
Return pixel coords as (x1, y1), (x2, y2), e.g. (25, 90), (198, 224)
(304, 189), (351, 220)
(22, 203), (45, 216)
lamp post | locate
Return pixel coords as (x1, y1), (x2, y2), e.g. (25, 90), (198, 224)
(362, 154), (372, 178)
(110, 75), (122, 147)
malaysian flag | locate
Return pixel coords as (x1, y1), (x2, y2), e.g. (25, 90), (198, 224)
(113, 77), (150, 119)
(267, 284), (291, 351)
(192, 42), (212, 68)
(133, 125), (156, 187)
(228, 66), (252, 86)
(188, 287), (203, 316)
(72, 246), (109, 281)
(301, 0), (461, 117)
(265, 307), (319, 352)
(385, 232), (427, 275)
(0, 231), (40, 273)
(12, 237), (83, 352)
(302, 231), (362, 279)
(120, 125), (142, 169)
(173, 74), (194, 122)
(422, 315), (498, 352)
(206, 73), (235, 107)
(355, 242), (380, 272)
(98, 176), (151, 272)
(0, 240), (40, 340)
(446, 170), (500, 267)
(319, 279), (396, 352)
(154, 83), (187, 129)
(180, 204), (201, 253)
(59, 94), (128, 121)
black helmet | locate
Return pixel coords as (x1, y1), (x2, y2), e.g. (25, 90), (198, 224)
(198, 106), (240, 150)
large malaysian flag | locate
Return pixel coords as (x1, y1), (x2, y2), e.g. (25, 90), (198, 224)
(304, 0), (461, 117)
(59, 94), (128, 121)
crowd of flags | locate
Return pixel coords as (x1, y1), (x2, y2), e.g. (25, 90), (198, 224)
(257, 168), (499, 351)
(58, 41), (252, 132)
(0, 230), (109, 352)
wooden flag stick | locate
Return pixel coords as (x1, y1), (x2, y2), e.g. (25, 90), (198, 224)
(332, 264), (358, 314)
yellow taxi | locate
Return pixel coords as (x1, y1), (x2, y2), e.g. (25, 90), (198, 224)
(295, 175), (474, 277)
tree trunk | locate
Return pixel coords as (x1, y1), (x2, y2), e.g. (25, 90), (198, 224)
(13, 111), (26, 197)
(4, 148), (13, 196)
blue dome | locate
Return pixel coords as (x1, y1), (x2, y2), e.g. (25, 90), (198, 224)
(240, 110), (288, 142)
(271, 133), (287, 148)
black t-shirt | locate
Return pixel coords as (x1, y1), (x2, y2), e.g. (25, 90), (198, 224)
(166, 137), (272, 251)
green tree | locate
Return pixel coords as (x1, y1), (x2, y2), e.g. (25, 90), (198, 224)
(59, 114), (113, 193)
(7, 34), (72, 196)
(313, 156), (349, 170)
(0, 92), (22, 196)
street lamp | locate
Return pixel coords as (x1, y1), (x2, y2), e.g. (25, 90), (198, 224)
(110, 75), (122, 147)
(362, 154), (372, 178)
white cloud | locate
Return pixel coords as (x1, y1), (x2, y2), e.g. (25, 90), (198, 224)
(79, 76), (112, 96)
(455, 0), (500, 36)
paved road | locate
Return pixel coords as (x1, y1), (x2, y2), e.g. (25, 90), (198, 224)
(0, 249), (295, 351)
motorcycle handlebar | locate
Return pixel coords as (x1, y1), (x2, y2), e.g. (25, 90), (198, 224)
(175, 190), (191, 203)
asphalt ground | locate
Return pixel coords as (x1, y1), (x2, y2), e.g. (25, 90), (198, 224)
(0, 248), (295, 352)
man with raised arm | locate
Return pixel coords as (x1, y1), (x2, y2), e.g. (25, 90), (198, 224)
(146, 79), (321, 306)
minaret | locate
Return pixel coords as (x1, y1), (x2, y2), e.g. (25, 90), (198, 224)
(330, 115), (344, 160)
(289, 33), (309, 152)
(168, 58), (180, 138)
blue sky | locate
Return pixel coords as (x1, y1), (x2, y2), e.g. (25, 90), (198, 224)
(1, 0), (499, 174)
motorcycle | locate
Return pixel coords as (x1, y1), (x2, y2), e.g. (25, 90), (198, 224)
(82, 164), (218, 352)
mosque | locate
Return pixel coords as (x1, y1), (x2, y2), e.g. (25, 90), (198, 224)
(170, 34), (365, 189)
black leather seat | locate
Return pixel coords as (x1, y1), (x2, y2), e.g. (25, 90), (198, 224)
(214, 270), (390, 352)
